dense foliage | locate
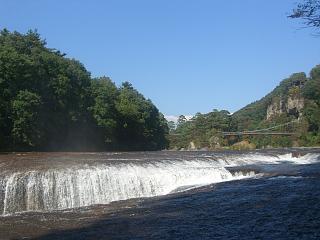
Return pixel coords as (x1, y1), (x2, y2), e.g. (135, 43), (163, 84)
(169, 66), (320, 150)
(301, 65), (320, 145)
(232, 73), (308, 131)
(169, 110), (235, 150)
(0, 29), (168, 151)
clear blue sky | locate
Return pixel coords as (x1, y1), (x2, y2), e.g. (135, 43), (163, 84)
(0, 0), (319, 117)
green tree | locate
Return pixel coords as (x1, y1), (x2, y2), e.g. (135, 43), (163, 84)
(167, 121), (176, 133)
(0, 29), (168, 151)
(171, 110), (233, 149)
(116, 82), (168, 150)
(303, 65), (320, 104)
(11, 90), (42, 148)
(177, 115), (187, 127)
(90, 77), (119, 147)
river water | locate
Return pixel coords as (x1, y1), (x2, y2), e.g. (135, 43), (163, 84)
(0, 149), (319, 239)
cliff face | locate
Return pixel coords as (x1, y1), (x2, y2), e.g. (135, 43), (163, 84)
(266, 98), (286, 120)
(265, 75), (306, 121)
(287, 95), (304, 117)
(232, 72), (308, 130)
(266, 95), (304, 120)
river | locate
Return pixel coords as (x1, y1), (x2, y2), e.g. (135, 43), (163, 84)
(0, 149), (319, 239)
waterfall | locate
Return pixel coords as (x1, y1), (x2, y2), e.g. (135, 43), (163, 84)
(1, 152), (317, 215)
(0, 159), (253, 215)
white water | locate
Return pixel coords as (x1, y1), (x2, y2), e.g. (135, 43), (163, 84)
(207, 153), (320, 166)
(0, 152), (318, 215)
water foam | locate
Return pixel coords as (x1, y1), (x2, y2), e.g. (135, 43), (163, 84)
(0, 152), (319, 215)
(0, 160), (253, 215)
(218, 153), (320, 167)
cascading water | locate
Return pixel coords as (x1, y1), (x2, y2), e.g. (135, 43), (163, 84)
(0, 159), (254, 215)
(0, 151), (318, 215)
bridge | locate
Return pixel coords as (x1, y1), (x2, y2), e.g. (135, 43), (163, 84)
(221, 119), (300, 137)
(170, 119), (301, 137)
(222, 132), (295, 136)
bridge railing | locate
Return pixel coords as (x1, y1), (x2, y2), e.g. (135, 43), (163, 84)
(221, 119), (300, 136)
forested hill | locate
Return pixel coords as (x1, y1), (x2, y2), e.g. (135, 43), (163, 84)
(169, 65), (320, 150)
(0, 29), (168, 151)
(232, 72), (308, 131)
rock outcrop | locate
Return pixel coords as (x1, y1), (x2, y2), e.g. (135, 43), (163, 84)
(188, 141), (196, 150)
(266, 97), (286, 120)
(230, 140), (256, 150)
(266, 76), (305, 122)
(287, 96), (304, 118)
(266, 95), (304, 120)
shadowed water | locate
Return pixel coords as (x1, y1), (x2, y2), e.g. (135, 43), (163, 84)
(0, 149), (319, 239)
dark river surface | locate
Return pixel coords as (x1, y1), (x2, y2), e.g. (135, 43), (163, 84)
(0, 149), (319, 240)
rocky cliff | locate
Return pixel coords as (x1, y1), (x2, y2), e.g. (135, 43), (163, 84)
(266, 94), (304, 120)
(232, 72), (308, 131)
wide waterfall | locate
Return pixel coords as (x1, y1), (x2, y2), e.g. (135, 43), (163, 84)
(0, 151), (318, 215)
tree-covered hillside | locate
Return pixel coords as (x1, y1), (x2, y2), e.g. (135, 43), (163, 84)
(169, 66), (320, 150)
(232, 72), (308, 131)
(0, 29), (168, 151)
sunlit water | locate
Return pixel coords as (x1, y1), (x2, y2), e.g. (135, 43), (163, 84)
(0, 149), (319, 239)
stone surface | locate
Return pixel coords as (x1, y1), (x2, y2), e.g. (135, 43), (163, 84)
(188, 141), (196, 150)
(231, 140), (256, 150)
(287, 96), (304, 118)
(266, 95), (304, 120)
(266, 98), (286, 120)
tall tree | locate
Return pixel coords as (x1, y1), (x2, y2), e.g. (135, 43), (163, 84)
(0, 29), (168, 151)
(167, 121), (176, 133)
(177, 115), (187, 127)
(11, 90), (42, 148)
(90, 76), (119, 148)
(115, 82), (168, 150)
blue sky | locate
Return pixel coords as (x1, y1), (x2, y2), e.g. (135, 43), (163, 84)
(0, 0), (319, 118)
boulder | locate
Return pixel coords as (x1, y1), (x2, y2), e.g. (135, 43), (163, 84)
(231, 140), (256, 150)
